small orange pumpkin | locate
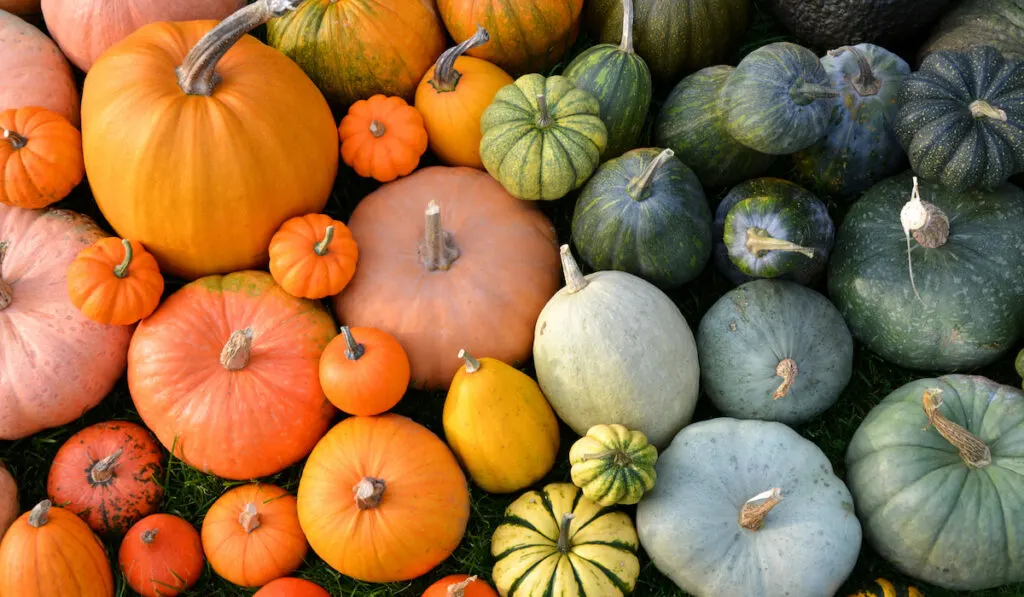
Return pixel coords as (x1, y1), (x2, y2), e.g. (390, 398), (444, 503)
(424, 575), (500, 597)
(67, 237), (164, 325)
(0, 106), (84, 209)
(268, 213), (358, 300)
(119, 513), (204, 597)
(319, 325), (411, 416)
(253, 577), (331, 597)
(339, 94), (428, 182)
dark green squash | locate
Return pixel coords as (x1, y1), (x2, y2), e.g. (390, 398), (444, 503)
(767, 0), (953, 51)
(571, 148), (711, 288)
(919, 0), (1024, 63)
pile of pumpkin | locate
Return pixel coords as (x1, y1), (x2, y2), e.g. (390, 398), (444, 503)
(2, 0), (1024, 595)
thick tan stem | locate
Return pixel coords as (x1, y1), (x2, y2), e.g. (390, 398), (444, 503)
(419, 201), (461, 271)
(369, 120), (386, 138)
(141, 529), (158, 544)
(627, 148), (674, 201)
(922, 388), (992, 468)
(789, 79), (840, 105)
(114, 239), (133, 279)
(536, 94), (552, 127)
(28, 500), (51, 528)
(0, 241), (11, 311)
(619, 0), (636, 53)
(556, 512), (575, 554)
(738, 488), (783, 531)
(745, 229), (816, 259)
(354, 477), (386, 510)
(969, 100), (1008, 121)
(458, 349), (481, 373)
(559, 245), (588, 294)
(447, 576), (478, 597)
(827, 46), (880, 95)
(220, 327), (254, 371)
(314, 226), (335, 256)
(90, 448), (123, 484)
(772, 359), (798, 400)
(430, 26), (490, 92)
(340, 326), (365, 360)
(2, 127), (26, 149)
(238, 503), (261, 533)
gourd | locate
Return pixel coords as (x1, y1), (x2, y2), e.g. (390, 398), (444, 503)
(846, 578), (925, 597)
(0, 106), (83, 209)
(0, 10), (79, 126)
(423, 575), (499, 597)
(267, 213), (358, 300)
(568, 424), (658, 506)
(254, 578), (331, 597)
(319, 326), (410, 416)
(920, 0), (1024, 62)
(67, 238), (164, 325)
(119, 513), (204, 597)
(0, 462), (16, 538)
(338, 94), (429, 183)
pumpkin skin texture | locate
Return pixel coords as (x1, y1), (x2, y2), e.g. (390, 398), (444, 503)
(846, 578), (925, 597)
(846, 375), (1024, 590)
(119, 513), (204, 597)
(319, 326), (411, 416)
(0, 10), (80, 126)
(423, 575), (499, 597)
(636, 418), (863, 597)
(254, 577), (331, 597)
(0, 462), (17, 538)
(569, 423), (657, 507)
(0, 106), (84, 209)
(268, 213), (358, 300)
(339, 94), (429, 183)
(0, 206), (133, 440)
(828, 172), (1024, 371)
(332, 166), (561, 390)
(297, 414), (471, 583)
(920, 0), (1024, 63)
(127, 270), (337, 480)
(67, 238), (165, 326)
(766, 0), (953, 51)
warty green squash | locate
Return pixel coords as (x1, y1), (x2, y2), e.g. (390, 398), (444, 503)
(568, 423), (657, 507)
(919, 0), (1024, 63)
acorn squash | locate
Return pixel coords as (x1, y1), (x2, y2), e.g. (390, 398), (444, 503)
(568, 424), (657, 507)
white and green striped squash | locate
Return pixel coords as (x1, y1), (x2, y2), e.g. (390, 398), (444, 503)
(569, 424), (658, 506)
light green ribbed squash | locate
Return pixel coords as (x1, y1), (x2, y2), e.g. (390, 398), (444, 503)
(569, 423), (658, 506)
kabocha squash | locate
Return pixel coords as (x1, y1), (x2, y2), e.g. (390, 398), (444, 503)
(920, 0), (1024, 62)
(0, 10), (79, 126)
(297, 414), (471, 583)
(0, 106), (83, 209)
(424, 575), (499, 597)
(127, 270), (337, 480)
(268, 213), (358, 300)
(846, 375), (1024, 590)
(81, 0), (338, 280)
(571, 148), (712, 288)
(0, 462), (16, 538)
(636, 418), (862, 597)
(339, 94), (429, 183)
(569, 424), (657, 506)
(67, 238), (164, 326)
(119, 514), (204, 597)
(479, 74), (607, 201)
(254, 578), (331, 597)
(491, 482), (640, 596)
(846, 578), (925, 597)
(319, 326), (410, 416)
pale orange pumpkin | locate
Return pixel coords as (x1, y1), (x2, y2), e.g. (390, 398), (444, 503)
(0, 10), (80, 126)
(268, 213), (358, 300)
(0, 462), (17, 538)
(119, 513), (204, 597)
(0, 106), (83, 209)
(339, 94), (429, 182)
(67, 238), (164, 325)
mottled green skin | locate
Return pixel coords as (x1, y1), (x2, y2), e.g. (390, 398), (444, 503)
(846, 374), (1024, 591)
(480, 74), (608, 201)
(571, 148), (711, 288)
(894, 46), (1024, 191)
(920, 0), (1024, 63)
(654, 66), (774, 188)
(828, 172), (1024, 371)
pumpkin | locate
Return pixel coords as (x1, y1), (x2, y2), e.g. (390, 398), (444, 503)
(828, 173), (1024, 371)
(127, 270), (337, 480)
(202, 483), (308, 588)
(0, 10), (79, 126)
(81, 0), (338, 280)
(332, 166), (561, 390)
(653, 66), (774, 189)
(47, 421), (165, 536)
(847, 578), (925, 597)
(67, 238), (164, 326)
(721, 42), (839, 155)
(636, 418), (863, 597)
(254, 577), (331, 597)
(415, 26), (514, 169)
(0, 462), (17, 538)
(266, 0), (446, 107)
(319, 326), (411, 416)
(766, 0), (953, 51)
(443, 349), (560, 494)
(571, 147), (712, 288)
(568, 423), (657, 507)
(0, 1), (39, 15)
(846, 375), (1024, 590)
(894, 45), (1024, 191)
(268, 213), (358, 300)
(491, 482), (640, 596)
(697, 280), (854, 425)
(339, 94), (429, 183)
(119, 513), (204, 597)
(920, 0), (1024, 63)
(297, 414), (471, 583)
(424, 575), (499, 597)
(0, 206), (133, 440)
(533, 246), (700, 448)
(0, 500), (114, 597)
(0, 106), (83, 209)
(479, 74), (607, 201)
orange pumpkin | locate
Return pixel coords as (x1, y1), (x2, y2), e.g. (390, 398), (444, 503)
(319, 326), (410, 416)
(297, 414), (471, 583)
(0, 11), (79, 126)
(0, 462), (17, 538)
(339, 94), (429, 183)
(119, 513), (204, 597)
(253, 577), (331, 597)
(268, 213), (358, 300)
(67, 237), (164, 325)
(202, 483), (308, 588)
(80, 0), (339, 280)
(0, 106), (83, 209)
(424, 575), (500, 597)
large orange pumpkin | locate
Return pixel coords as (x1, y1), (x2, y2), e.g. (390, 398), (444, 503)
(0, 9), (80, 126)
(0, 462), (17, 538)
(127, 270), (337, 480)
(0, 106), (84, 209)
(80, 0), (339, 280)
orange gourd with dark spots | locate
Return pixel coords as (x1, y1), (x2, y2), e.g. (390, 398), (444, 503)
(339, 95), (428, 182)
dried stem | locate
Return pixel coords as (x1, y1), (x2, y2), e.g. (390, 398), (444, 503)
(419, 201), (461, 271)
(447, 576), (479, 597)
(238, 503), (261, 533)
(536, 94), (552, 127)
(827, 45), (880, 95)
(772, 359), (798, 400)
(369, 120), (386, 138)
(28, 500), (52, 528)
(141, 529), (158, 544)
(314, 225), (335, 256)
(581, 449), (632, 467)
(745, 229), (816, 259)
(90, 448), (124, 484)
(2, 127), (26, 149)
(430, 26), (491, 92)
(220, 327), (254, 371)
(458, 349), (481, 373)
(789, 78), (840, 105)
(969, 100), (1008, 121)
(114, 239), (133, 279)
(341, 326), (365, 360)
(559, 245), (588, 293)
(619, 0), (636, 53)
(922, 388), (992, 468)
(556, 512), (575, 554)
(354, 477), (387, 510)
(738, 488), (783, 531)
(627, 148), (674, 201)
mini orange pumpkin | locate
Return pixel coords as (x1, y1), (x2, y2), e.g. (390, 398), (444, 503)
(67, 237), (164, 325)
(0, 106), (84, 209)
(253, 577), (331, 597)
(268, 213), (358, 300)
(119, 513), (204, 597)
(339, 94), (428, 182)
(424, 575), (500, 597)
(319, 326), (411, 416)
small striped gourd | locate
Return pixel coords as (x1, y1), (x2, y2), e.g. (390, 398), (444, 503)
(569, 424), (657, 506)
(846, 578), (925, 597)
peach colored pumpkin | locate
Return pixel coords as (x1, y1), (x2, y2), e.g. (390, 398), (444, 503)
(0, 462), (17, 538)
(0, 1), (39, 16)
(0, 9), (79, 126)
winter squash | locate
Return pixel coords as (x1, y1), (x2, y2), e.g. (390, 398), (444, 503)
(266, 0), (446, 107)
(0, 106), (84, 209)
(568, 424), (657, 506)
(47, 420), (165, 536)
(697, 280), (854, 425)
(846, 375), (1024, 590)
(332, 166), (561, 390)
(479, 74), (607, 201)
(67, 238), (164, 325)
(202, 484), (307, 587)
(0, 500), (114, 597)
(0, 206), (133, 440)
(119, 513), (204, 597)
(415, 26), (514, 169)
(847, 578), (925, 597)
(491, 482), (640, 596)
(1018, 349), (1024, 388)
(571, 147), (712, 288)
(0, 10), (79, 126)
(0, 462), (16, 538)
(268, 213), (358, 300)
(443, 349), (560, 494)
(532, 246), (700, 448)
(424, 575), (499, 597)
(297, 414), (470, 582)
(127, 270), (337, 480)
(319, 326), (410, 416)
(81, 0), (339, 280)
(828, 173), (1024, 371)
(768, 0), (953, 51)
(339, 94), (429, 183)
(636, 418), (862, 597)
(254, 578), (331, 597)
(920, 0), (1024, 62)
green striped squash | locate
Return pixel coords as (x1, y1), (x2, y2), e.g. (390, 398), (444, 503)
(569, 424), (658, 507)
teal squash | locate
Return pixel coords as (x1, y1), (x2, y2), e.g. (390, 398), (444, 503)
(571, 148), (712, 288)
(654, 66), (775, 188)
(846, 375), (1024, 590)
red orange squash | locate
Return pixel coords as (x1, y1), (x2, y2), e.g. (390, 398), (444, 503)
(268, 213), (358, 300)
(67, 238), (164, 325)
(119, 513), (204, 597)
(0, 10), (80, 126)
(0, 462), (17, 538)
(339, 94), (429, 182)
(253, 577), (331, 597)
(424, 575), (500, 597)
(319, 326), (411, 416)
(0, 106), (83, 209)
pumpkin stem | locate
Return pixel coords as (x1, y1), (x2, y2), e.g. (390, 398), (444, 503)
(340, 326), (366, 360)
(0, 241), (11, 311)
(969, 100), (1008, 122)
(141, 528), (158, 544)
(220, 327), (255, 371)
(175, 0), (302, 96)
(922, 388), (992, 468)
(827, 45), (881, 96)
(369, 120), (386, 138)
(899, 177), (950, 302)
(238, 503), (261, 533)
(744, 228), (816, 259)
(113, 239), (134, 279)
(447, 576), (478, 597)
(627, 148), (674, 201)
(789, 77), (840, 105)
(90, 448), (124, 484)
(556, 512), (575, 554)
(353, 476), (386, 510)
(430, 25), (490, 92)
(738, 488), (783, 531)
(458, 349), (481, 373)
(581, 449), (632, 467)
(1, 126), (27, 149)
(772, 358), (798, 400)
(28, 500), (52, 528)
(619, 0), (636, 53)
(419, 200), (461, 271)
(314, 225), (335, 256)
(536, 94), (553, 128)
(559, 245), (588, 294)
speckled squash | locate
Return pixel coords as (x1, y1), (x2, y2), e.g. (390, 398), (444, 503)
(920, 0), (1024, 63)
(569, 424), (657, 506)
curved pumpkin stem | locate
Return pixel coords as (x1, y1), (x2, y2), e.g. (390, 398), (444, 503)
(354, 477), (386, 510)
(559, 245), (588, 294)
(220, 327), (255, 371)
(430, 25), (491, 92)
(827, 46), (880, 96)
(114, 239), (134, 279)
(419, 201), (461, 271)
(556, 512), (575, 554)
(340, 326), (365, 360)
(788, 77), (840, 105)
(922, 388), (992, 468)
(0, 241), (11, 311)
(969, 100), (1008, 122)
(90, 448), (124, 484)
(28, 500), (52, 528)
(739, 488), (783, 531)
(627, 148), (674, 201)
(620, 0), (636, 53)
(772, 358), (798, 400)
(745, 229), (816, 259)
(238, 503), (261, 533)
(1, 127), (26, 149)
(447, 576), (478, 597)
(314, 225), (335, 256)
(458, 349), (481, 373)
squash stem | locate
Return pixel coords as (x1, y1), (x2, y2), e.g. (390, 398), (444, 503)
(238, 503), (261, 533)
(581, 449), (632, 467)
(772, 358), (798, 400)
(141, 528), (158, 544)
(0, 241), (11, 311)
(220, 327), (255, 371)
(314, 225), (335, 256)
(789, 78), (840, 105)
(738, 488), (783, 531)
(28, 500), (51, 528)
(114, 239), (133, 279)
(369, 120), (386, 138)
(430, 26), (490, 92)
(458, 349), (481, 373)
(556, 512), (575, 554)
(627, 148), (674, 201)
(969, 100), (1008, 122)
(353, 477), (387, 510)
(745, 229), (816, 259)
(446, 576), (478, 597)
(340, 326), (365, 360)
(536, 94), (553, 128)
(900, 179), (950, 250)
(1, 127), (26, 149)
(827, 46), (881, 96)
(559, 245), (588, 294)
(922, 388), (992, 468)
(420, 200), (461, 271)
(619, 0), (636, 53)
(90, 448), (124, 484)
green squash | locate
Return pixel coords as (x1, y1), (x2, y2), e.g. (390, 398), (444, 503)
(766, 0), (953, 51)
(654, 66), (775, 188)
(697, 280), (853, 426)
(480, 74), (608, 201)
(828, 172), (1024, 371)
(637, 417), (862, 597)
(894, 45), (1024, 191)
(571, 148), (712, 288)
(846, 375), (1024, 590)
(563, 0), (652, 159)
(721, 42), (839, 155)
(1017, 349), (1024, 388)
(920, 0), (1024, 63)
(569, 423), (658, 506)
